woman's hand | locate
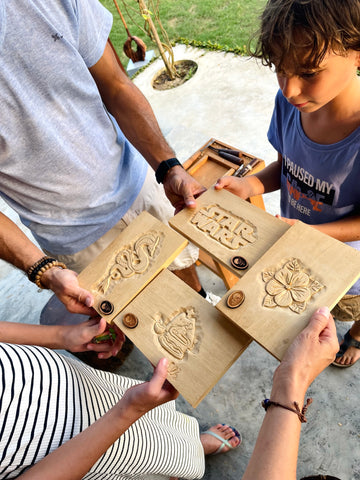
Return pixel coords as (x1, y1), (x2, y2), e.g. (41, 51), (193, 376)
(273, 307), (339, 399)
(120, 358), (179, 417)
(62, 318), (125, 359)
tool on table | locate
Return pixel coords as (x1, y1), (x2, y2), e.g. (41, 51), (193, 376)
(234, 158), (259, 177)
(208, 145), (244, 166)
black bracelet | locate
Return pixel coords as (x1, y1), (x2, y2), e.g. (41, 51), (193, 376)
(155, 158), (183, 184)
(27, 256), (58, 283)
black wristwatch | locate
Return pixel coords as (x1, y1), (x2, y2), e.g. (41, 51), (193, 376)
(155, 158), (183, 184)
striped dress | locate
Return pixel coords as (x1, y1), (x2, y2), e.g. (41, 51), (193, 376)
(0, 343), (205, 479)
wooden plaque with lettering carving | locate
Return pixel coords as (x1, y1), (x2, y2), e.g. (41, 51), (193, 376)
(78, 212), (188, 322)
(113, 269), (251, 407)
(216, 221), (360, 360)
(169, 187), (289, 277)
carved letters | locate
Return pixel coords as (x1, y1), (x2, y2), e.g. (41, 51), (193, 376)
(262, 258), (324, 314)
(95, 231), (163, 294)
(190, 204), (257, 249)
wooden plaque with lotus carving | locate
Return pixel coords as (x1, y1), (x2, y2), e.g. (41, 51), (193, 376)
(113, 269), (251, 407)
(216, 221), (360, 360)
(169, 187), (289, 277)
(78, 212), (188, 323)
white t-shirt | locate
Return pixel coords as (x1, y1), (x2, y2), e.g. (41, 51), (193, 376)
(0, 0), (147, 254)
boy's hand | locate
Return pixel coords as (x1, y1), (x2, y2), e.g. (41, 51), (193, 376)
(120, 358), (179, 417)
(275, 215), (297, 226)
(63, 318), (125, 358)
(215, 176), (252, 199)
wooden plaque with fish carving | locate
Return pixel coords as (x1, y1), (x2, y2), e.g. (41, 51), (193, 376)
(78, 212), (188, 322)
(114, 269), (251, 407)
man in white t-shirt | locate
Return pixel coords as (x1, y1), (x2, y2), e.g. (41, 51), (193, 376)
(0, 0), (213, 326)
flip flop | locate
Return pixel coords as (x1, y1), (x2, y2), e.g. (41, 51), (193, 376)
(300, 476), (342, 480)
(202, 425), (242, 455)
(332, 329), (360, 368)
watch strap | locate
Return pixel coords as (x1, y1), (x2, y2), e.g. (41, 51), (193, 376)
(155, 158), (183, 184)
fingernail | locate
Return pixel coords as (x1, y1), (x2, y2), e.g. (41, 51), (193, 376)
(317, 306), (330, 317)
(85, 297), (92, 307)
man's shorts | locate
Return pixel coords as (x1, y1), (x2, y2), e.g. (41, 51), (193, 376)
(46, 166), (199, 273)
(331, 294), (360, 322)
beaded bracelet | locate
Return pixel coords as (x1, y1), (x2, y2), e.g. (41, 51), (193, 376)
(262, 398), (313, 423)
(27, 256), (67, 289)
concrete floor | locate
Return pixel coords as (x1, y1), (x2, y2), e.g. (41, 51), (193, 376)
(1, 45), (359, 479)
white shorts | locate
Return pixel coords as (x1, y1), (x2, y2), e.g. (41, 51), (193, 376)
(46, 166), (199, 273)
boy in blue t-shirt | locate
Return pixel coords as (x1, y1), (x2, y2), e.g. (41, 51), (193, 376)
(216, 0), (360, 367)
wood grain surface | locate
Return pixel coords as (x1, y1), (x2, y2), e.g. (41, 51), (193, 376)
(169, 187), (289, 277)
(114, 269), (251, 407)
(216, 221), (360, 360)
(78, 212), (188, 322)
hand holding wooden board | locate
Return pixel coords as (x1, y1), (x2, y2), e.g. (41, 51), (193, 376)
(113, 269), (251, 407)
(216, 221), (360, 360)
(78, 211), (188, 323)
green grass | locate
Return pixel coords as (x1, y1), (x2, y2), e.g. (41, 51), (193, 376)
(100, 0), (266, 66)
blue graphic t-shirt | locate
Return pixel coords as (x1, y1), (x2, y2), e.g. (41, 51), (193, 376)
(268, 89), (360, 294)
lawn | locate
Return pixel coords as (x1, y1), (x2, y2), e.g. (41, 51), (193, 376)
(100, 0), (266, 65)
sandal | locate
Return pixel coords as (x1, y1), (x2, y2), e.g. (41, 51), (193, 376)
(202, 425), (242, 455)
(332, 329), (360, 368)
(300, 476), (342, 480)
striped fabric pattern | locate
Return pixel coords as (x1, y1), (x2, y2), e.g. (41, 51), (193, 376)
(0, 344), (204, 479)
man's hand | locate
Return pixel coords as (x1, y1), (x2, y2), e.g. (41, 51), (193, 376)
(41, 267), (95, 316)
(62, 317), (125, 359)
(163, 166), (206, 213)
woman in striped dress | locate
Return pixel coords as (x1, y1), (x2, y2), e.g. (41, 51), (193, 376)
(0, 318), (241, 479)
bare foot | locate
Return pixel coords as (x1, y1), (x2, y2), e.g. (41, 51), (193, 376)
(334, 322), (360, 366)
(200, 424), (241, 455)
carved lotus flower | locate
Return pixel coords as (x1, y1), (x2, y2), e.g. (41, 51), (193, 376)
(262, 259), (324, 314)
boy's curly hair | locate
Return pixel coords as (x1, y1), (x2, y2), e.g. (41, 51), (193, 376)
(251, 0), (360, 71)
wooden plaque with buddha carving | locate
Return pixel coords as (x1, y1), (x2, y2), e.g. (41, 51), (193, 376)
(113, 269), (251, 407)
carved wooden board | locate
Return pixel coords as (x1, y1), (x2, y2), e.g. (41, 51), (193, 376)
(169, 187), (289, 277)
(114, 269), (251, 407)
(78, 212), (188, 322)
(216, 221), (360, 360)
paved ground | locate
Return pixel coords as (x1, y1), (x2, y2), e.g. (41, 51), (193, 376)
(1, 45), (359, 479)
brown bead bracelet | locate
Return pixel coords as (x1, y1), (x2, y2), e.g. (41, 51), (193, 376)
(262, 398), (313, 423)
(27, 256), (67, 289)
